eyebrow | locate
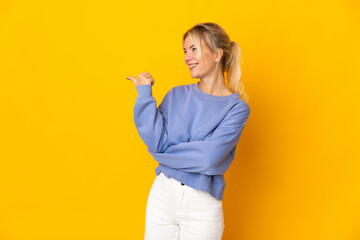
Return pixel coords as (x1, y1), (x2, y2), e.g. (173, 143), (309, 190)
(183, 45), (195, 50)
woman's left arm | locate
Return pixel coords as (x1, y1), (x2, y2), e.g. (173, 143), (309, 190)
(148, 101), (251, 176)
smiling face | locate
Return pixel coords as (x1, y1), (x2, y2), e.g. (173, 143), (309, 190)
(183, 36), (221, 79)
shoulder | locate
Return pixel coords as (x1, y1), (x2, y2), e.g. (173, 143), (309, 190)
(166, 83), (193, 97)
(235, 100), (250, 113)
(227, 100), (251, 122)
(160, 84), (192, 102)
(171, 83), (193, 92)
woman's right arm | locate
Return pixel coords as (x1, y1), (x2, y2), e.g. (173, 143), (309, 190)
(133, 84), (171, 153)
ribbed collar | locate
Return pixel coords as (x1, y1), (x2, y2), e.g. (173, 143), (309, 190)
(193, 81), (240, 101)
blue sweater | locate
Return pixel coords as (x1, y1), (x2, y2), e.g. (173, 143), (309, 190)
(133, 81), (250, 200)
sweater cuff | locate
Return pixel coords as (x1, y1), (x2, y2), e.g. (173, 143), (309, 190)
(135, 84), (152, 98)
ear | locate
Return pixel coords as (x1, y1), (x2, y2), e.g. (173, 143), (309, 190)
(215, 48), (223, 62)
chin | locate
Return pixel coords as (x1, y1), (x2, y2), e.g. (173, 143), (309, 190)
(190, 73), (199, 78)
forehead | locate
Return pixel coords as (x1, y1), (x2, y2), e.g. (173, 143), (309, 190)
(183, 36), (203, 49)
(183, 36), (194, 48)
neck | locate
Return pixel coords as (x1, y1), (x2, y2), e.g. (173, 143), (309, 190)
(199, 71), (230, 96)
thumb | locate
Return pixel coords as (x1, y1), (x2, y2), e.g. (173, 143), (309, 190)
(126, 76), (136, 84)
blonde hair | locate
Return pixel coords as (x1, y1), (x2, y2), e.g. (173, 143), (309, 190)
(182, 22), (249, 102)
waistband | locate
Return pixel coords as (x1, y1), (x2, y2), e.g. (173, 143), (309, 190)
(158, 172), (200, 197)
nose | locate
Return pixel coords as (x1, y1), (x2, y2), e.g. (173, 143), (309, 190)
(184, 52), (193, 63)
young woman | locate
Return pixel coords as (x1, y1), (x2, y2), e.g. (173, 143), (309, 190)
(127, 22), (250, 240)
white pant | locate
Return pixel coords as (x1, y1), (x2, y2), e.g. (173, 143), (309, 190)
(144, 172), (225, 240)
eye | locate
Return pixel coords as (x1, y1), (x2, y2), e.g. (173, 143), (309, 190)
(184, 47), (197, 54)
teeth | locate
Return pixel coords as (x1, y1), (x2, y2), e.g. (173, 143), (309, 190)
(189, 64), (197, 68)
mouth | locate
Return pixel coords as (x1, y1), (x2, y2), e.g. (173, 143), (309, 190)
(188, 63), (198, 71)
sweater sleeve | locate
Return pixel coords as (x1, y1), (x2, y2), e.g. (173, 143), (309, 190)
(148, 101), (250, 175)
(133, 84), (171, 153)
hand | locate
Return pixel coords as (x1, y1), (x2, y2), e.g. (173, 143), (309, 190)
(126, 72), (155, 87)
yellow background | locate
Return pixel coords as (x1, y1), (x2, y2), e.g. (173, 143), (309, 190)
(1, 0), (359, 239)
